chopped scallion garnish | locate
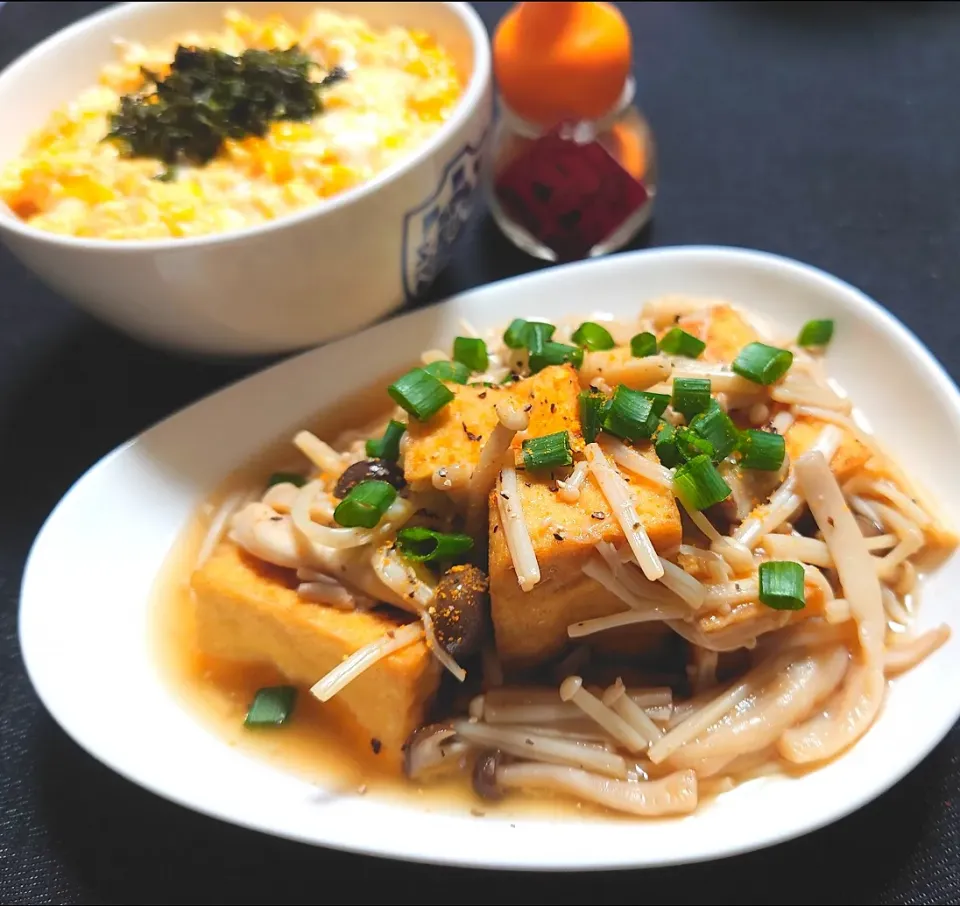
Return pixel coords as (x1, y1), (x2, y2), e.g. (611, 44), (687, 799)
(641, 390), (671, 417)
(690, 402), (740, 461)
(333, 479), (397, 529)
(572, 321), (615, 351)
(738, 428), (786, 471)
(523, 321), (556, 356)
(797, 319), (834, 348)
(658, 327), (706, 359)
(245, 685), (297, 727)
(365, 420), (406, 461)
(267, 471), (306, 488)
(732, 342), (794, 385)
(675, 426), (715, 462)
(388, 368), (455, 421)
(453, 336), (489, 372)
(396, 526), (474, 562)
(672, 377), (712, 421)
(503, 318), (529, 349)
(630, 331), (658, 358)
(579, 390), (608, 444)
(758, 560), (806, 611)
(672, 454), (732, 510)
(423, 359), (470, 384)
(602, 385), (660, 440)
(654, 420), (681, 468)
(522, 431), (573, 470)
(529, 341), (584, 373)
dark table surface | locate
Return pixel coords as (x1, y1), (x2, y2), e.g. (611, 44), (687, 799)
(2, 2), (959, 904)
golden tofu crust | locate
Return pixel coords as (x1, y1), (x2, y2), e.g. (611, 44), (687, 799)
(191, 543), (440, 763)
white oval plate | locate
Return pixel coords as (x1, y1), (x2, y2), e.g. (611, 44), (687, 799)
(20, 247), (960, 871)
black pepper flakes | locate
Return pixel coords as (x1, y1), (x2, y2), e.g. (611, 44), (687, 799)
(500, 492), (510, 500)
(524, 403), (533, 412)
(550, 403), (557, 414)
(591, 511), (606, 520)
(478, 391), (488, 400)
(827, 516), (835, 527)
(370, 738), (382, 755)
(493, 524), (500, 533)
(462, 422), (481, 442)
(553, 532), (564, 542)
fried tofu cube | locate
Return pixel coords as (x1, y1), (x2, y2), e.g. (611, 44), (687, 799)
(785, 415), (870, 481)
(403, 365), (583, 490)
(676, 304), (760, 363)
(488, 445), (682, 665)
(191, 543), (441, 764)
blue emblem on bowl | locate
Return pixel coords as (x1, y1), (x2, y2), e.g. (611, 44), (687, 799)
(401, 133), (487, 301)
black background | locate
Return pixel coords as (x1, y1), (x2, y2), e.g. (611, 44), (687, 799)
(1, 2), (959, 904)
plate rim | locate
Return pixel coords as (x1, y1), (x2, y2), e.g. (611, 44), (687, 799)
(19, 244), (960, 871)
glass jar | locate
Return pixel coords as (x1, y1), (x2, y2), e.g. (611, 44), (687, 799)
(487, 77), (657, 263)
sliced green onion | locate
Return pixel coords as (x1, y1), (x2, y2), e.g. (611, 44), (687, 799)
(630, 331), (658, 358)
(641, 390), (671, 417)
(423, 359), (470, 384)
(602, 385), (660, 441)
(732, 342), (794, 385)
(453, 336), (489, 372)
(529, 341), (584, 373)
(267, 471), (306, 488)
(579, 390), (609, 444)
(333, 479), (397, 528)
(468, 381), (498, 388)
(675, 426), (715, 462)
(690, 402), (740, 461)
(523, 321), (556, 356)
(659, 327), (706, 359)
(245, 685), (297, 727)
(503, 318), (529, 349)
(388, 368), (455, 421)
(396, 526), (474, 562)
(365, 420), (406, 460)
(738, 429), (786, 471)
(572, 321), (615, 351)
(522, 431), (573, 470)
(672, 377), (712, 421)
(797, 319), (834, 348)
(673, 454), (732, 510)
(759, 560), (806, 611)
(654, 420), (681, 468)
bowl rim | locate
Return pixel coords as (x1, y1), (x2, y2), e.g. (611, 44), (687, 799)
(0, 0), (492, 253)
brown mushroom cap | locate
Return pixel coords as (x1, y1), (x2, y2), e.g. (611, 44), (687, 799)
(333, 459), (406, 498)
(402, 723), (458, 779)
(472, 749), (503, 800)
(429, 564), (489, 659)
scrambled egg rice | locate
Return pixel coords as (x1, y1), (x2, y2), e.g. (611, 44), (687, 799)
(0, 10), (462, 240)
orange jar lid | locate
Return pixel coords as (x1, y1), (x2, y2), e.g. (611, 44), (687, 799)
(493, 2), (632, 126)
